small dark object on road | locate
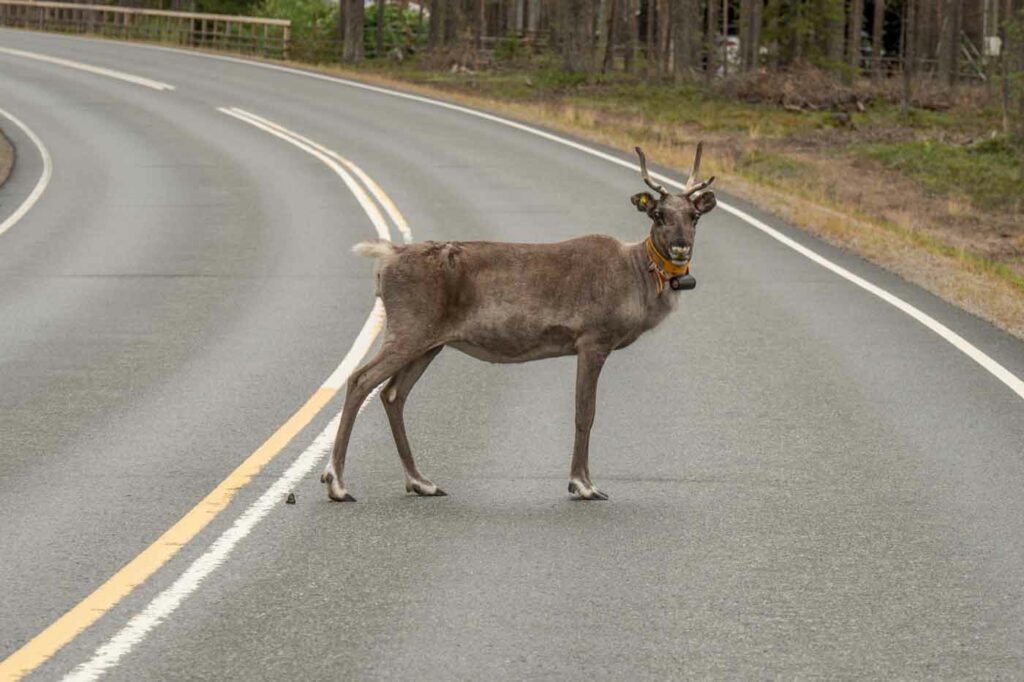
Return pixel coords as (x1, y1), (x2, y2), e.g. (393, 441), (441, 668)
(285, 492), (296, 505)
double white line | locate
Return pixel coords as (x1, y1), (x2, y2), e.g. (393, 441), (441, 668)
(219, 107), (412, 247)
(60, 110), (407, 681)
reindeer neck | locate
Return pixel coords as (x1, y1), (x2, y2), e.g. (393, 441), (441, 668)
(628, 241), (678, 318)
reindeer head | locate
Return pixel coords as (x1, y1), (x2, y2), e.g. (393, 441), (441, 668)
(630, 144), (717, 266)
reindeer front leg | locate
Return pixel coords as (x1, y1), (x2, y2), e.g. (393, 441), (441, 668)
(568, 345), (610, 501)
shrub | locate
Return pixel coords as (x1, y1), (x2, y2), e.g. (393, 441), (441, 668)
(363, 4), (427, 59)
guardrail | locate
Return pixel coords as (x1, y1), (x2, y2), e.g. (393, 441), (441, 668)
(0, 0), (291, 59)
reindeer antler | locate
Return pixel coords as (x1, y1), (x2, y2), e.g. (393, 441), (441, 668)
(682, 141), (716, 197)
(635, 146), (668, 196)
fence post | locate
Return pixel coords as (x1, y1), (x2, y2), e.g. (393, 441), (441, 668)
(0, 1), (293, 60)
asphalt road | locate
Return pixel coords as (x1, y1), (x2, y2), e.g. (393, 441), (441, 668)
(1, 29), (1023, 680)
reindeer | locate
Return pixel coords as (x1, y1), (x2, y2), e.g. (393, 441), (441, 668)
(321, 144), (717, 501)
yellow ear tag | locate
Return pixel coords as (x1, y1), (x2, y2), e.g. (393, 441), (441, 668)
(639, 195), (649, 207)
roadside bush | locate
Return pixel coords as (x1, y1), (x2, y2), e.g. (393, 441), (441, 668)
(494, 33), (525, 62)
(363, 4), (427, 59)
(255, 0), (338, 62)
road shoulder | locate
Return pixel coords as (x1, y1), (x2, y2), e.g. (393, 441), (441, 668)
(0, 127), (13, 188)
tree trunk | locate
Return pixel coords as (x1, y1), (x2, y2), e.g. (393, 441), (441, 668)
(938, 0), (961, 86)
(740, 0), (762, 71)
(645, 0), (655, 74)
(443, 0), (459, 45)
(338, 0), (347, 55)
(827, 0), (846, 65)
(902, 0), (916, 113)
(343, 0), (365, 62)
(917, 0), (939, 69)
(527, 0), (540, 33)
(375, 0), (385, 58)
(596, 0), (610, 63)
(739, 0), (751, 68)
(561, 0), (595, 71)
(625, 0), (639, 72)
(848, 0), (864, 71)
(998, 0), (1024, 136)
(428, 0), (443, 49)
(672, 0), (697, 81)
(507, 0), (524, 33)
(475, 0), (485, 50)
(602, 0), (619, 72)
(1015, 0), (1024, 137)
(721, 0), (729, 75)
(751, 0), (762, 69)
(657, 0), (670, 77)
(706, 0), (719, 81)
(872, 0), (885, 78)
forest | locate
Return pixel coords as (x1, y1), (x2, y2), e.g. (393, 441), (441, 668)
(156, 0), (1022, 136)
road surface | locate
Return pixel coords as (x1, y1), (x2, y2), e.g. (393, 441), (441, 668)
(1, 28), (1023, 680)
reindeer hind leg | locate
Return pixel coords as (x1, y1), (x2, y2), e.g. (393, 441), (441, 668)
(381, 345), (445, 496)
(322, 341), (433, 502)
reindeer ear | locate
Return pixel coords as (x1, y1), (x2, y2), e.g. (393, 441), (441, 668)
(631, 192), (655, 213)
(692, 190), (717, 215)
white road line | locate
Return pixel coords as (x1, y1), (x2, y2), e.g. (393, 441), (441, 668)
(0, 104), (52, 239)
(0, 46), (175, 91)
(62, 112), (403, 681)
(219, 107), (390, 241)
(229, 108), (413, 244)
(48, 37), (1021, 403)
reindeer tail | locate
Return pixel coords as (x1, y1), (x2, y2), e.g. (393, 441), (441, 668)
(352, 240), (396, 259)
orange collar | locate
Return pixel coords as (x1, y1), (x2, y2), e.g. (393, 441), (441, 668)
(644, 237), (689, 294)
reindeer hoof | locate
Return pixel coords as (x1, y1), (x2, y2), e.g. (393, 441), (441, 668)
(322, 471), (356, 502)
(406, 480), (447, 497)
(568, 480), (609, 501)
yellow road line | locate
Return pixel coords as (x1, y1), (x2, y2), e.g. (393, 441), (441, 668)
(2, 105), (406, 680)
(0, 387), (336, 681)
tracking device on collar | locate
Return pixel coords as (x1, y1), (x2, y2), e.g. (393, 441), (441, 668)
(669, 274), (696, 291)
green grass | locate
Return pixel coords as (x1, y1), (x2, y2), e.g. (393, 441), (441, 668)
(369, 64), (829, 136)
(858, 137), (1024, 212)
(733, 149), (813, 187)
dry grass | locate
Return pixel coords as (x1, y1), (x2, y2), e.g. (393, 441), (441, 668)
(722, 175), (1024, 340)
(0, 128), (13, 189)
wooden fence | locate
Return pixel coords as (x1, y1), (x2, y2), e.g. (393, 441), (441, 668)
(0, 0), (291, 59)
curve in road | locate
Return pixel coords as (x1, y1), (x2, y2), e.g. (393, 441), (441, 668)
(0, 104), (51, 239)
(1, 28), (1023, 680)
